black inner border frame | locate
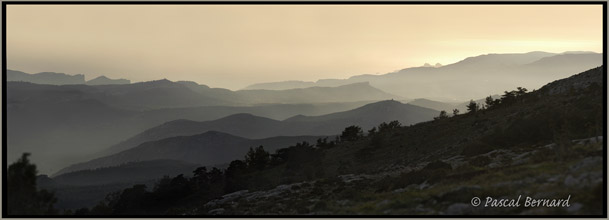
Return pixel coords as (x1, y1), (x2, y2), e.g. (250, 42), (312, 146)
(1, 1), (607, 218)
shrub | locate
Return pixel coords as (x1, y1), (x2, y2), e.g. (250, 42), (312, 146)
(313, 201), (328, 211)
(461, 142), (495, 157)
(340, 126), (364, 142)
(468, 155), (491, 167)
(424, 160), (452, 170)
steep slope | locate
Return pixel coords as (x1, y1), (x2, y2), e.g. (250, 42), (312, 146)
(54, 131), (322, 176)
(536, 64), (604, 94)
(195, 66), (604, 215)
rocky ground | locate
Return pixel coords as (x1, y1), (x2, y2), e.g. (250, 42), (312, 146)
(192, 137), (603, 215)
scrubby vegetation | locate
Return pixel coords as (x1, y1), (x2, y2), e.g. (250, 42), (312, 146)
(7, 153), (58, 215)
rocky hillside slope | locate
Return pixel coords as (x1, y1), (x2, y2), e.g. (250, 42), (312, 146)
(195, 66), (605, 215)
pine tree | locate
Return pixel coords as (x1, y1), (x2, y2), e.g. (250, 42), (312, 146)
(7, 153), (57, 215)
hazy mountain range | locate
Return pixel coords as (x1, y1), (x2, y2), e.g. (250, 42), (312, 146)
(8, 78), (398, 110)
(35, 65), (605, 213)
(7, 69), (130, 85)
(45, 101), (437, 208)
(6, 80), (398, 173)
(6, 51), (602, 176)
(192, 66), (604, 215)
(7, 70), (86, 85)
(97, 100), (437, 159)
(85, 76), (130, 85)
(5, 92), (378, 174)
(244, 51), (602, 101)
(406, 98), (460, 112)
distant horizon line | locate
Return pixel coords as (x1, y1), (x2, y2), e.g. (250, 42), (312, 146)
(6, 50), (603, 89)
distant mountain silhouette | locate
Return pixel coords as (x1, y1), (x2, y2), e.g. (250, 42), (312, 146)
(97, 100), (438, 157)
(7, 70), (131, 86)
(42, 160), (202, 210)
(86, 76), (130, 85)
(7, 69), (85, 85)
(8, 69), (399, 107)
(521, 53), (603, 75)
(8, 80), (233, 110)
(244, 80), (320, 90)
(180, 80), (401, 104)
(53, 159), (200, 186)
(435, 51), (556, 70)
(101, 114), (283, 155)
(241, 52), (602, 100)
(237, 82), (401, 103)
(6, 80), (234, 174)
(407, 98), (460, 112)
(283, 100), (435, 125)
(54, 131), (322, 176)
(408, 96), (502, 113)
(7, 80), (376, 174)
(137, 101), (377, 122)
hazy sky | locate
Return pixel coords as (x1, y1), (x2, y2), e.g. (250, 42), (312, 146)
(7, 5), (603, 90)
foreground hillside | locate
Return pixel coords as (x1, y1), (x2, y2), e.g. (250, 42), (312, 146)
(198, 137), (602, 215)
(66, 66), (603, 215)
